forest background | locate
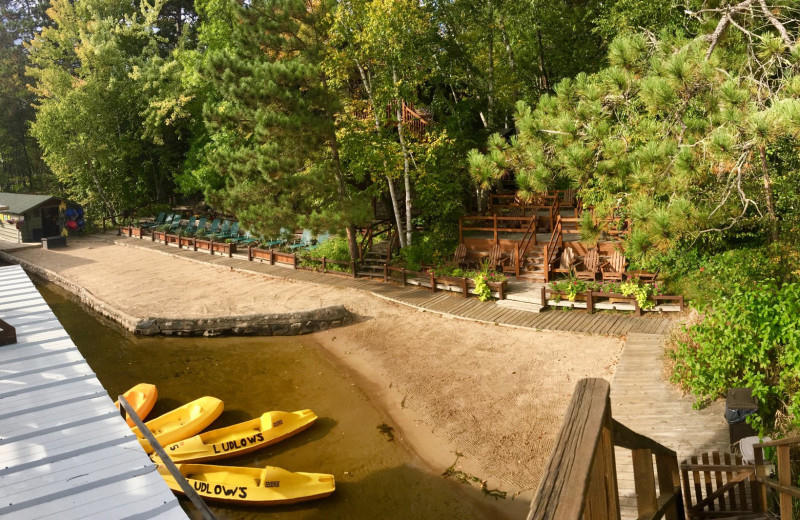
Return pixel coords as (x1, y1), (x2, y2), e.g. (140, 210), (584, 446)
(2, 0), (800, 431)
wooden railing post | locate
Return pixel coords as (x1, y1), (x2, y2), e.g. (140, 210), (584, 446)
(656, 454), (680, 520)
(778, 445), (792, 520)
(514, 243), (520, 277)
(493, 214), (498, 244)
(461, 277), (468, 298)
(632, 448), (658, 516)
(351, 261), (357, 278)
(248, 246), (253, 261)
(430, 271), (436, 292)
(540, 287), (547, 310)
(322, 257), (327, 273)
(209, 239), (214, 255)
(543, 244), (549, 283)
(586, 290), (594, 314)
(383, 263), (388, 283)
(753, 445), (769, 511)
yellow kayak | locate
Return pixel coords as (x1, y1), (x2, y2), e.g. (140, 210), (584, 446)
(114, 383), (158, 427)
(132, 396), (223, 453)
(157, 463), (335, 505)
(159, 409), (317, 463)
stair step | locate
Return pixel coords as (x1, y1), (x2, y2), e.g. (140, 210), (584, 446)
(495, 299), (543, 313)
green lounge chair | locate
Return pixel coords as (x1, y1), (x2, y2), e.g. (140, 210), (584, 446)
(288, 229), (314, 251)
(205, 218), (221, 236)
(217, 220), (232, 237)
(181, 216), (197, 234)
(168, 214), (183, 232)
(234, 231), (260, 246)
(305, 231), (330, 251)
(188, 217), (207, 235)
(140, 212), (166, 229)
(217, 221), (239, 240)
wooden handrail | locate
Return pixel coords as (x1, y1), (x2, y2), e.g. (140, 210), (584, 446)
(529, 378), (681, 520)
(543, 215), (563, 283)
(753, 436), (800, 516)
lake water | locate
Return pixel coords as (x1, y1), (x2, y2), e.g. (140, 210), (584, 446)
(35, 281), (500, 520)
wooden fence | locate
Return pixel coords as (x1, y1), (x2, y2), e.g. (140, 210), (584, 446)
(528, 379), (681, 520)
(545, 289), (685, 316)
(529, 378), (682, 520)
(680, 452), (758, 518)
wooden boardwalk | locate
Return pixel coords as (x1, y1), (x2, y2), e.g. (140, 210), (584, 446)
(610, 333), (728, 518)
(106, 234), (670, 336)
(0, 265), (187, 520)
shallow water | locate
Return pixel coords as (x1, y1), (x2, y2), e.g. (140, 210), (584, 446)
(36, 282), (495, 520)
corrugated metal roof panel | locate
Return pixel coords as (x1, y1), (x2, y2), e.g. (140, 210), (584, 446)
(0, 265), (187, 520)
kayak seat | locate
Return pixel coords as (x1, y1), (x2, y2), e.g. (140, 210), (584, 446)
(190, 404), (203, 419)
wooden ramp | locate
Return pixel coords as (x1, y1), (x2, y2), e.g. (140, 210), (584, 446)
(0, 265), (186, 520)
(610, 333), (729, 519)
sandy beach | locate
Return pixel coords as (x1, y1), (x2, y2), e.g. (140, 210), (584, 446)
(5, 237), (624, 518)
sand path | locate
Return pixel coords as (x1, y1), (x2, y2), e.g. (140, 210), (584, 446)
(6, 238), (624, 518)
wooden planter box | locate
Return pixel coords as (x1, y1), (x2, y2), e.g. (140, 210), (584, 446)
(178, 236), (195, 248)
(152, 230), (167, 243)
(118, 226), (132, 237)
(194, 238), (212, 252)
(249, 247), (275, 263)
(211, 241), (236, 257)
(165, 233), (180, 246)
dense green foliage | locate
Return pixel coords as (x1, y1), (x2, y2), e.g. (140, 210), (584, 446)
(671, 282), (800, 432)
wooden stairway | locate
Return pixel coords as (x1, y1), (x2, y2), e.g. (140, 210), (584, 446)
(358, 240), (390, 279)
(517, 244), (547, 282)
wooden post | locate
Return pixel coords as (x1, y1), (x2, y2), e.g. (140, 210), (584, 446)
(586, 290), (594, 314)
(493, 214), (498, 244)
(293, 254), (297, 269)
(269, 249), (274, 265)
(497, 283), (505, 300)
(351, 261), (357, 278)
(656, 454), (680, 520)
(514, 243), (520, 277)
(248, 246), (253, 261)
(430, 271), (436, 293)
(540, 286), (547, 310)
(778, 445), (792, 520)
(632, 448), (658, 516)
(753, 445), (769, 512)
(209, 239), (214, 255)
(634, 297), (642, 317)
(461, 277), (468, 298)
(678, 295), (684, 311)
(543, 244), (549, 283)
(383, 263), (388, 283)
(322, 257), (326, 273)
(401, 268), (406, 287)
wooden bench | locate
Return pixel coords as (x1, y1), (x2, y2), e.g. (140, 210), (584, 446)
(41, 236), (67, 249)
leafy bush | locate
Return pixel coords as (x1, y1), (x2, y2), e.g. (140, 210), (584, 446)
(673, 245), (797, 308)
(670, 282), (800, 433)
(310, 236), (351, 262)
(395, 233), (456, 272)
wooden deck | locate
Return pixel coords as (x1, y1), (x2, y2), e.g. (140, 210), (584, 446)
(610, 333), (729, 519)
(0, 265), (187, 520)
(105, 233), (670, 336)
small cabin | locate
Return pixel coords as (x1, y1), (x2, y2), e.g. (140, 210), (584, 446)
(0, 193), (82, 243)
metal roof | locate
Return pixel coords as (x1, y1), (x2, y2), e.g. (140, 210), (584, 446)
(0, 193), (68, 215)
(0, 265), (187, 520)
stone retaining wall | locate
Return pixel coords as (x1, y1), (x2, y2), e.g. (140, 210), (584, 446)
(0, 251), (354, 337)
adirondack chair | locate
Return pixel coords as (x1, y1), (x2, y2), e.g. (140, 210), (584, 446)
(181, 216), (196, 234)
(168, 214), (182, 232)
(449, 244), (467, 267)
(552, 247), (576, 276)
(573, 249), (600, 281)
(485, 244), (508, 271)
(217, 221), (239, 240)
(601, 250), (628, 282)
(189, 217), (207, 235)
(288, 229), (314, 251)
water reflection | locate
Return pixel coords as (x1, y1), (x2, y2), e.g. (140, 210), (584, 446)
(36, 282), (497, 520)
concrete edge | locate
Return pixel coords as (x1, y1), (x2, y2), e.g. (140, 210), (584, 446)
(0, 250), (354, 337)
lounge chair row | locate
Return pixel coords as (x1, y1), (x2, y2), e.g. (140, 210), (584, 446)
(139, 214), (330, 251)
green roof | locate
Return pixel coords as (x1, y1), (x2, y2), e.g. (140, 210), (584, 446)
(0, 193), (68, 215)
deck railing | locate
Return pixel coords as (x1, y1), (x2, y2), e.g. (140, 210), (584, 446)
(753, 435), (800, 517)
(529, 378), (682, 520)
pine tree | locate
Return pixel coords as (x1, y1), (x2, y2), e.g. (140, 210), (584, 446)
(204, 0), (367, 259)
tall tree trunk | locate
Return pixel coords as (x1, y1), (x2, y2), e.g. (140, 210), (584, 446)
(18, 127), (34, 190)
(486, 0), (494, 129)
(356, 60), (406, 247)
(393, 67), (413, 246)
(758, 145), (779, 241)
(328, 132), (360, 261)
(536, 28), (549, 91)
(499, 13), (518, 103)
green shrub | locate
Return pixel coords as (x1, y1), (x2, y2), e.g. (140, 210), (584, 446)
(670, 282), (800, 433)
(395, 233), (456, 272)
(310, 236), (351, 262)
